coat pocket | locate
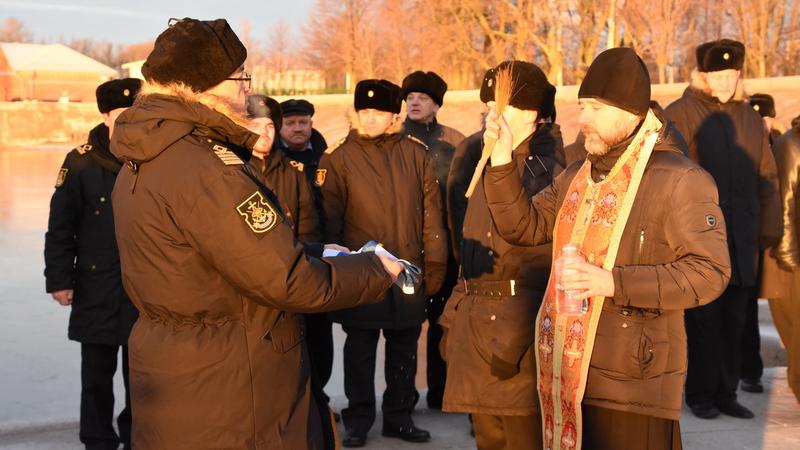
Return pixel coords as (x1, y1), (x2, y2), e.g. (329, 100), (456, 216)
(590, 309), (644, 380)
(639, 320), (670, 379)
(467, 298), (501, 366)
(266, 313), (305, 353)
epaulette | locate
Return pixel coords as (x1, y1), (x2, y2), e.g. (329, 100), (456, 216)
(324, 137), (347, 155)
(208, 142), (243, 166)
(75, 143), (92, 155)
(406, 135), (428, 150)
(289, 160), (305, 173)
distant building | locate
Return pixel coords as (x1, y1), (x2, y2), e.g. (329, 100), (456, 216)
(253, 67), (326, 94)
(121, 60), (145, 80)
(0, 43), (117, 102)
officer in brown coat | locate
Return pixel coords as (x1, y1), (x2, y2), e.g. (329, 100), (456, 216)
(319, 79), (448, 447)
(246, 94), (321, 245)
(665, 39), (781, 419)
(439, 61), (561, 450)
(398, 70), (465, 410)
(483, 48), (731, 450)
(110, 18), (402, 450)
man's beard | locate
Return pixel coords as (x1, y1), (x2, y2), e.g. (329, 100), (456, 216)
(583, 121), (638, 156)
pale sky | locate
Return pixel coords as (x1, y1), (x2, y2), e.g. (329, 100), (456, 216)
(1, 0), (314, 44)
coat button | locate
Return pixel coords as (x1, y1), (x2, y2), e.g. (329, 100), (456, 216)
(94, 210), (100, 215)
(622, 323), (628, 328)
(100, 197), (106, 202)
(91, 264), (96, 270)
(488, 250), (494, 256)
(490, 314), (496, 321)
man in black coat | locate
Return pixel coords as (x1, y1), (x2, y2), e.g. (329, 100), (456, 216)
(44, 78), (142, 450)
(275, 98), (328, 188)
(399, 70), (465, 410)
(665, 39), (782, 420)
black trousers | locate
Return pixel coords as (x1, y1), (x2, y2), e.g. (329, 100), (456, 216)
(426, 294), (448, 409)
(472, 413), (542, 450)
(341, 325), (422, 435)
(741, 287), (764, 382)
(80, 343), (131, 450)
(305, 313), (334, 392)
(685, 285), (749, 407)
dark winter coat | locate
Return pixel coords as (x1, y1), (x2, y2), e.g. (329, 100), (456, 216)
(320, 126), (448, 330)
(439, 123), (563, 415)
(110, 83), (392, 450)
(251, 150), (322, 244)
(402, 116), (465, 300)
(44, 123), (138, 345)
(665, 74), (781, 286)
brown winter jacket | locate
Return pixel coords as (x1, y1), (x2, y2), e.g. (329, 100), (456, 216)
(110, 83), (392, 450)
(440, 123), (563, 416)
(773, 117), (800, 271)
(665, 72), (781, 287)
(252, 150), (322, 244)
(483, 114), (731, 420)
(320, 123), (448, 329)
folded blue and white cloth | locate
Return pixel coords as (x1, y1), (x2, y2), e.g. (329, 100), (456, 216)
(322, 240), (421, 294)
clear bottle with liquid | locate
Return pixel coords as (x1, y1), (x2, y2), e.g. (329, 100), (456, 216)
(554, 243), (588, 315)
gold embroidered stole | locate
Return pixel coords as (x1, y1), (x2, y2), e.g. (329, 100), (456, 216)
(536, 110), (662, 450)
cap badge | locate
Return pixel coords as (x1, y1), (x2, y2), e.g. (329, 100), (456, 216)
(123, 89), (130, 97)
(753, 104), (760, 111)
(367, 90), (374, 98)
(723, 52), (730, 60)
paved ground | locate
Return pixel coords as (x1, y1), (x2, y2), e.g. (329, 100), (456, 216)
(1, 366), (799, 449)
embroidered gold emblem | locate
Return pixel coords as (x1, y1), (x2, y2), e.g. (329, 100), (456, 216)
(315, 169), (327, 187)
(289, 160), (305, 172)
(236, 191), (279, 234)
(212, 144), (243, 166)
(77, 144), (92, 155)
(55, 168), (69, 187)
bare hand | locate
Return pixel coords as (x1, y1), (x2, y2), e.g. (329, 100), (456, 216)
(51, 289), (74, 306)
(324, 244), (350, 253)
(485, 106), (514, 167)
(377, 253), (403, 282)
(560, 260), (615, 299)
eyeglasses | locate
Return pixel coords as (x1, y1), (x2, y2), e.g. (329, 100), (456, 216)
(227, 71), (252, 92)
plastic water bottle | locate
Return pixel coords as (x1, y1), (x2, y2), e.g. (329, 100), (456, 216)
(555, 243), (588, 315)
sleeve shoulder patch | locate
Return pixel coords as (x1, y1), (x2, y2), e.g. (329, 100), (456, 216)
(406, 134), (429, 150)
(75, 144), (92, 155)
(324, 138), (347, 155)
(212, 144), (244, 166)
(314, 169), (327, 187)
(236, 191), (281, 235)
(55, 168), (69, 188)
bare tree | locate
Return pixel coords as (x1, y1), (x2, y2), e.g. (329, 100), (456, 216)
(621, 0), (697, 83)
(0, 17), (33, 43)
